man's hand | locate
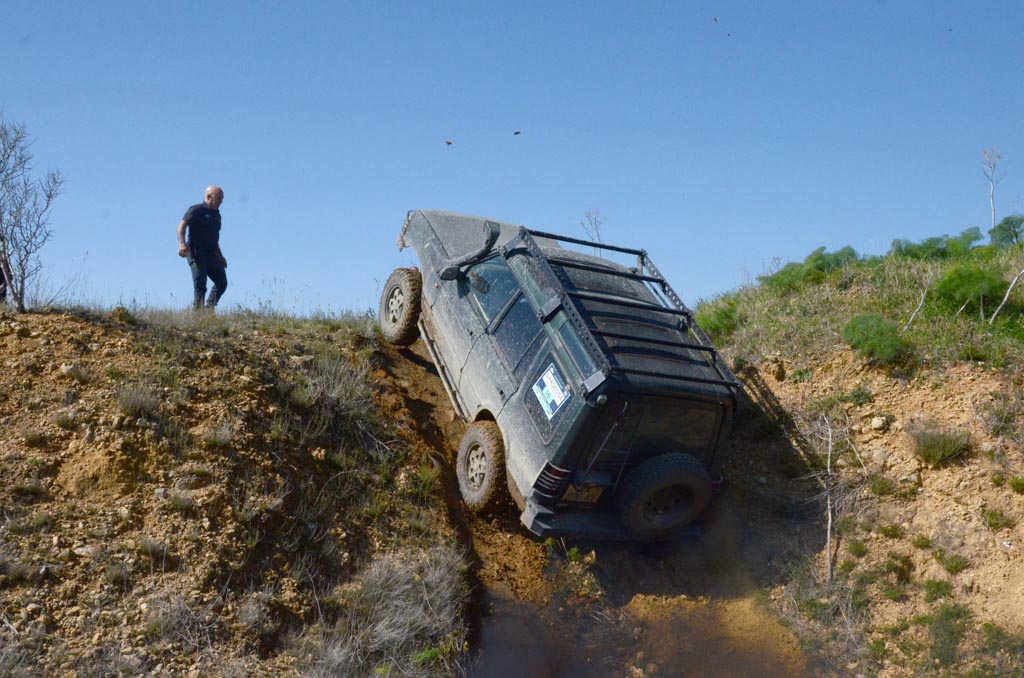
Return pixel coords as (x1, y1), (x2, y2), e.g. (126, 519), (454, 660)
(178, 244), (189, 258)
(219, 255), (228, 268)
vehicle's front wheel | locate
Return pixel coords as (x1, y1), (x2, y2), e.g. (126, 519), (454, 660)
(615, 453), (712, 539)
(456, 421), (506, 514)
(378, 268), (422, 346)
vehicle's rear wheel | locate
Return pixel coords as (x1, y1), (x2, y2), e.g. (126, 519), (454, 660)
(615, 453), (711, 539)
(456, 421), (506, 514)
(378, 268), (422, 346)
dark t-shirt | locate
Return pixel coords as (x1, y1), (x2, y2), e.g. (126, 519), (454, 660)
(182, 203), (221, 255)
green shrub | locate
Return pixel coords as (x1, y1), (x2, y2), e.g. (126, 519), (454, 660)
(1010, 477), (1024, 494)
(889, 228), (983, 260)
(838, 385), (874, 406)
(841, 314), (909, 365)
(927, 603), (972, 666)
(980, 505), (1015, 530)
(911, 534), (932, 549)
(933, 265), (1006, 311)
(924, 579), (952, 602)
(935, 549), (969, 575)
(880, 524), (905, 539)
(908, 421), (972, 467)
(869, 474), (897, 497)
(885, 554), (914, 583)
(989, 214), (1024, 248)
(847, 539), (868, 558)
(695, 293), (742, 342)
(759, 246), (859, 291)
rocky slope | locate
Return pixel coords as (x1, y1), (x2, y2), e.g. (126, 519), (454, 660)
(1, 306), (1022, 676)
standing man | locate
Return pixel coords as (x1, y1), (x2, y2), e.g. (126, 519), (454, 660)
(177, 185), (228, 310)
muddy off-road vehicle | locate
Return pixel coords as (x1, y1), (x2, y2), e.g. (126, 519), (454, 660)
(379, 210), (741, 540)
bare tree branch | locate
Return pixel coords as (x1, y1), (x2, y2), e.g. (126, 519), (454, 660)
(0, 114), (64, 312)
(982, 147), (1005, 232)
(989, 267), (1024, 324)
(902, 272), (934, 333)
(579, 209), (604, 256)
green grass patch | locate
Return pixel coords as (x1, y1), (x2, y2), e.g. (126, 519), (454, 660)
(923, 579), (952, 602)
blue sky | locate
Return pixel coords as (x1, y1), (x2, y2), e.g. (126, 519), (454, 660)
(3, 1), (1023, 314)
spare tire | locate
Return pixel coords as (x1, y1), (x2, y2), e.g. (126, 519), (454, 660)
(378, 268), (422, 346)
(615, 453), (712, 539)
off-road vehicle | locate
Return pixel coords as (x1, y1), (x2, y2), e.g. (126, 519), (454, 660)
(379, 210), (741, 539)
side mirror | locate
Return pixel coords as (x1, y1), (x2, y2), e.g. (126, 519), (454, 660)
(439, 266), (461, 281)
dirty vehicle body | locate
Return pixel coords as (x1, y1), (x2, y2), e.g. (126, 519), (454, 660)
(379, 210), (741, 540)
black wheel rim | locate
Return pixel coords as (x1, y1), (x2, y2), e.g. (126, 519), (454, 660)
(642, 486), (692, 525)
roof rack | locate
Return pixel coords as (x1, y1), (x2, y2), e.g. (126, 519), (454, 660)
(502, 227), (741, 392)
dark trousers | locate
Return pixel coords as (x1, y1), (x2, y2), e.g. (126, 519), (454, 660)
(188, 250), (228, 309)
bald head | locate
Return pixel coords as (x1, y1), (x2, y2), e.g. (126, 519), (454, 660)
(204, 185), (224, 210)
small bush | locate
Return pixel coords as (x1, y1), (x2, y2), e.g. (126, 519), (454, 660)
(885, 554), (914, 583)
(22, 432), (48, 449)
(847, 540), (868, 558)
(879, 524), (905, 539)
(980, 505), (1015, 531)
(889, 228), (982, 260)
(869, 474), (897, 496)
(935, 549), (969, 575)
(979, 391), (1023, 441)
(838, 385), (874, 406)
(759, 246), (859, 291)
(908, 420), (972, 467)
(980, 622), (1024, 656)
(923, 579), (952, 602)
(842, 314), (909, 365)
(695, 293), (743, 342)
(927, 603), (972, 666)
(911, 534), (932, 549)
(882, 584), (907, 601)
(933, 265), (1006, 312)
(116, 381), (161, 419)
(52, 409), (76, 430)
(1010, 477), (1024, 494)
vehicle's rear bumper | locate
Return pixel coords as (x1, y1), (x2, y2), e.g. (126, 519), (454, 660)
(520, 499), (700, 542)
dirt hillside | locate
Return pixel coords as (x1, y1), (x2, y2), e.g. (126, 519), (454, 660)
(1, 307), (1022, 676)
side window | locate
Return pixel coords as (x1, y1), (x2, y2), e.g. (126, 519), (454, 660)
(466, 260), (520, 323)
(492, 295), (542, 370)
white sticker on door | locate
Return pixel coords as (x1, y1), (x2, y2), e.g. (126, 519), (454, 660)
(532, 363), (570, 419)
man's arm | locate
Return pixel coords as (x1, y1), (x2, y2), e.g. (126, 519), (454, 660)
(177, 220), (189, 257)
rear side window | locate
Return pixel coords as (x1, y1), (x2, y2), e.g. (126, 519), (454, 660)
(492, 294), (542, 371)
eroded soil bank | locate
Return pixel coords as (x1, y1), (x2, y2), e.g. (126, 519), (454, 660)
(380, 342), (810, 677)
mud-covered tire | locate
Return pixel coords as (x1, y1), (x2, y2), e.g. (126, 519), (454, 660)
(378, 268), (422, 346)
(456, 421), (506, 515)
(615, 453), (712, 539)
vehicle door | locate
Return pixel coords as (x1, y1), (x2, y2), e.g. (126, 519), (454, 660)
(459, 258), (540, 415)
